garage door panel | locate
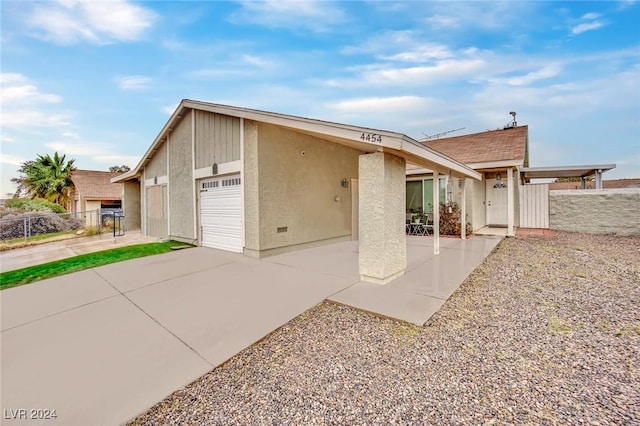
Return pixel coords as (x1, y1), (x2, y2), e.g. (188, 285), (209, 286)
(199, 175), (242, 253)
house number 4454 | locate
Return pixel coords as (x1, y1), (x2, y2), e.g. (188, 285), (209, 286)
(360, 133), (382, 143)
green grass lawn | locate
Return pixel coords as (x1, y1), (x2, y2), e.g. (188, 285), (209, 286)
(0, 241), (191, 290)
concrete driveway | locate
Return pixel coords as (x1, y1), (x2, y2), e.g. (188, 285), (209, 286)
(1, 246), (358, 425)
(0, 236), (500, 425)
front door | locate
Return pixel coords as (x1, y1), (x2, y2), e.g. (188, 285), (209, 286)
(486, 179), (508, 226)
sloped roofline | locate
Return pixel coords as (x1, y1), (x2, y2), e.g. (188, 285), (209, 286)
(113, 99), (481, 182)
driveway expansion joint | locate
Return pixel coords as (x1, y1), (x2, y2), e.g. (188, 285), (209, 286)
(93, 268), (214, 368)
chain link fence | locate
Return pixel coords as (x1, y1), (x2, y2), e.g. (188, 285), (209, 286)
(0, 209), (107, 242)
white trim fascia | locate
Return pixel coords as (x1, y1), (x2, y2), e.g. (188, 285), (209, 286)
(144, 175), (169, 187)
(193, 160), (241, 179)
(122, 99), (481, 183)
(467, 160), (523, 170)
(406, 167), (433, 176)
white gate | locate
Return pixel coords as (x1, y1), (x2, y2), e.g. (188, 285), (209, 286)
(520, 184), (549, 228)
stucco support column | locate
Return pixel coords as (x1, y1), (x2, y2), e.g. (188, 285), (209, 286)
(595, 170), (603, 189)
(433, 170), (440, 254)
(461, 178), (466, 240)
(507, 167), (514, 236)
(358, 152), (406, 284)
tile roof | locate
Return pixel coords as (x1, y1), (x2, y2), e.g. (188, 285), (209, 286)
(549, 178), (640, 190)
(71, 170), (122, 199)
(422, 125), (528, 166)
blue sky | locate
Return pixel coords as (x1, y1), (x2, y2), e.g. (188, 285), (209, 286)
(1, 0), (639, 196)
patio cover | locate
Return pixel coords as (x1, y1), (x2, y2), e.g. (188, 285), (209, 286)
(521, 164), (615, 189)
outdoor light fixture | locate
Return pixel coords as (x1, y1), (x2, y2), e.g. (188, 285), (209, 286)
(212, 163), (218, 175)
(341, 178), (349, 188)
(496, 172), (502, 181)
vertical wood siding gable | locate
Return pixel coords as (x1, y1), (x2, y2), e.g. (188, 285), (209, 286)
(195, 110), (241, 168)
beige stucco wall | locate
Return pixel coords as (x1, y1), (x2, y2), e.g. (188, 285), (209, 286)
(168, 115), (195, 241)
(194, 110), (241, 168)
(123, 180), (141, 230)
(549, 188), (640, 235)
(245, 122), (360, 256)
(85, 200), (101, 227)
(146, 140), (167, 179)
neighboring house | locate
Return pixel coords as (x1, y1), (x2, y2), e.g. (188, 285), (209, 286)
(549, 178), (640, 190)
(70, 170), (122, 226)
(113, 99), (480, 283)
(406, 125), (529, 234)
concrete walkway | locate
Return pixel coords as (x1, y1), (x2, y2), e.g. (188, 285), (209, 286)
(1, 235), (501, 425)
(0, 231), (158, 273)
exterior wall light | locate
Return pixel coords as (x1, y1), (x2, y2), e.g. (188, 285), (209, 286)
(496, 172), (502, 181)
(212, 163), (218, 175)
(341, 178), (349, 188)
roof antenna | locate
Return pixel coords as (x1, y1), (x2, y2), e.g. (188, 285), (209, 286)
(421, 127), (465, 141)
(504, 111), (517, 129)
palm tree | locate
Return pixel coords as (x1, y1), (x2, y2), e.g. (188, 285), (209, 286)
(12, 152), (77, 208)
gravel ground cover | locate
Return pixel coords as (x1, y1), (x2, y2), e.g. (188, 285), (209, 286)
(131, 232), (639, 425)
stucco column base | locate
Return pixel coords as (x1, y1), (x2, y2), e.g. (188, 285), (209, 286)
(358, 152), (406, 284)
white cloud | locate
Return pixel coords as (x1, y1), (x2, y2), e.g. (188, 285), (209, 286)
(424, 2), (535, 31)
(0, 153), (26, 166)
(0, 73), (71, 129)
(504, 64), (562, 86)
(379, 44), (453, 63)
(241, 54), (277, 70)
(571, 10), (607, 35)
(0, 73), (62, 105)
(581, 12), (601, 20)
(0, 73), (28, 84)
(572, 21), (605, 35)
(162, 104), (178, 115)
(328, 96), (433, 114)
(230, 0), (346, 32)
(2, 110), (72, 129)
(45, 140), (139, 167)
(353, 59), (487, 87)
(46, 141), (111, 156)
(91, 155), (140, 166)
(116, 75), (151, 90)
(28, 0), (157, 45)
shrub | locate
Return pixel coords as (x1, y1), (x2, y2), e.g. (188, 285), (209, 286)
(0, 211), (83, 240)
(3, 198), (66, 214)
(439, 201), (473, 236)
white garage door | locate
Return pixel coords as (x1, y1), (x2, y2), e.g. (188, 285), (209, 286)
(199, 174), (242, 252)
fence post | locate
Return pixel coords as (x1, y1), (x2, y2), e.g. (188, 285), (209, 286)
(23, 217), (28, 242)
(28, 214), (31, 238)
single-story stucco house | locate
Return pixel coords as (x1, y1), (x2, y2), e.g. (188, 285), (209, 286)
(70, 170), (122, 226)
(113, 99), (482, 283)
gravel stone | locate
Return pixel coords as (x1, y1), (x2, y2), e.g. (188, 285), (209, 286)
(129, 232), (640, 425)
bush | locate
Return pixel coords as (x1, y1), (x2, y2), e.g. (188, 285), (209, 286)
(439, 201), (473, 236)
(0, 211), (83, 240)
(3, 198), (66, 214)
